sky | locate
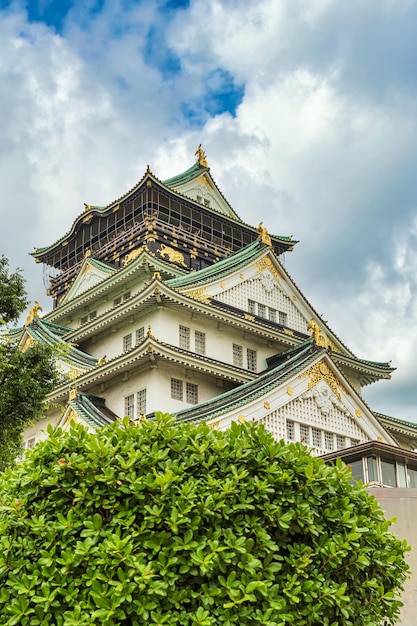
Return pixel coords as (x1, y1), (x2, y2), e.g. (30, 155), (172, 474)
(1, 0), (417, 421)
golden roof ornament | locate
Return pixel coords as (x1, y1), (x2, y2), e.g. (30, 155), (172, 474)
(25, 301), (43, 326)
(195, 144), (208, 168)
(257, 222), (272, 246)
(307, 318), (328, 348)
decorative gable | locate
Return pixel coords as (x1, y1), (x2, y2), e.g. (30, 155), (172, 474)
(62, 258), (116, 304)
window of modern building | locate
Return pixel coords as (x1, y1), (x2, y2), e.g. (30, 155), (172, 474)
(171, 378), (183, 401)
(233, 343), (243, 367)
(186, 382), (198, 404)
(408, 467), (417, 488)
(136, 326), (145, 344)
(381, 459), (397, 487)
(367, 456), (378, 482)
(349, 459), (365, 483)
(123, 333), (132, 352)
(195, 331), (206, 355)
(179, 325), (190, 350)
(247, 348), (257, 372)
(124, 394), (134, 418)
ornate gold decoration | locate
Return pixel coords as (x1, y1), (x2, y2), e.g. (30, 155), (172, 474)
(69, 389), (78, 400)
(153, 271), (161, 280)
(21, 335), (34, 352)
(66, 409), (79, 424)
(220, 282), (225, 289)
(257, 222), (272, 246)
(355, 409), (362, 418)
(112, 204), (120, 212)
(240, 273), (244, 279)
(139, 412), (147, 421)
(307, 319), (328, 348)
(84, 203), (91, 211)
(287, 387), (293, 396)
(300, 360), (345, 401)
(264, 401), (270, 410)
(25, 301), (43, 326)
(253, 257), (280, 282)
(146, 325), (154, 338)
(207, 419), (221, 429)
(123, 248), (142, 266)
(159, 244), (187, 267)
(196, 174), (210, 187)
(244, 313), (255, 321)
(85, 249), (92, 257)
(283, 328), (294, 336)
(195, 144), (208, 167)
(377, 436), (383, 442)
(186, 287), (212, 304)
(146, 180), (152, 187)
(292, 295), (297, 300)
(238, 415), (246, 423)
(146, 345), (153, 353)
(97, 356), (107, 366)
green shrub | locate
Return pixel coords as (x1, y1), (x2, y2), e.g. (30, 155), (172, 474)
(0, 415), (410, 625)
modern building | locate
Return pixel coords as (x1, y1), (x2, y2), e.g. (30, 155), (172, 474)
(12, 147), (417, 478)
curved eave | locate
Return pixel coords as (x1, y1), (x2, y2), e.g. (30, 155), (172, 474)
(375, 413), (417, 446)
(26, 320), (97, 369)
(332, 352), (394, 386)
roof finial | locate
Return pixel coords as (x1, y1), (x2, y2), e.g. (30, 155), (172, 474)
(257, 222), (272, 246)
(25, 301), (43, 327)
(195, 144), (208, 168)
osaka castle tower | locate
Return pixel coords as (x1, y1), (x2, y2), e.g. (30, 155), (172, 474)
(15, 146), (417, 463)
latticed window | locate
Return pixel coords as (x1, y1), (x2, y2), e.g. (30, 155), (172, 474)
(248, 299), (256, 315)
(336, 434), (345, 450)
(312, 427), (321, 448)
(247, 348), (257, 372)
(179, 325), (190, 350)
(195, 331), (206, 355)
(136, 326), (145, 344)
(123, 333), (132, 352)
(257, 303), (266, 318)
(351, 438), (360, 447)
(186, 382), (198, 404)
(137, 389), (147, 416)
(233, 344), (243, 367)
(171, 378), (183, 400)
(278, 311), (287, 326)
(268, 308), (277, 323)
(286, 420), (295, 441)
(300, 424), (309, 444)
(114, 296), (122, 306)
(324, 431), (334, 451)
(124, 394), (134, 418)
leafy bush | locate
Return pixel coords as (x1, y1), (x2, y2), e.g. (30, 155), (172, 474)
(0, 415), (410, 625)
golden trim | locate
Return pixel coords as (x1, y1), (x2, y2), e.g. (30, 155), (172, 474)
(307, 319), (328, 349)
(207, 419), (221, 430)
(238, 415), (246, 423)
(69, 389), (78, 400)
(300, 360), (345, 401)
(283, 328), (294, 336)
(253, 257), (281, 282)
(25, 301), (43, 326)
(196, 174), (210, 188)
(263, 402), (270, 410)
(159, 244), (187, 267)
(186, 287), (212, 304)
(239, 273), (245, 279)
(244, 313), (255, 321)
(195, 144), (208, 168)
(257, 222), (272, 246)
(287, 387), (293, 396)
(220, 282), (225, 289)
(112, 204), (120, 212)
(355, 409), (362, 418)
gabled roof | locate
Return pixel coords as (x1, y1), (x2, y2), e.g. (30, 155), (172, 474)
(61, 256), (117, 304)
(174, 340), (396, 446)
(19, 318), (97, 370)
(57, 391), (118, 431)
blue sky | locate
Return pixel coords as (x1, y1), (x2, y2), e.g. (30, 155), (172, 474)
(2, 0), (417, 420)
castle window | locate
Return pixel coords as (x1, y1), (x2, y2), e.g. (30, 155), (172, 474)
(233, 343), (243, 367)
(123, 333), (132, 352)
(247, 348), (257, 372)
(324, 431), (334, 451)
(137, 389), (147, 416)
(81, 315), (88, 325)
(113, 296), (121, 306)
(124, 394), (134, 418)
(248, 299), (256, 315)
(312, 428), (321, 448)
(336, 434), (346, 450)
(124, 291), (131, 300)
(179, 325), (190, 350)
(257, 303), (266, 318)
(23, 437), (36, 450)
(286, 420), (295, 441)
(136, 327), (145, 344)
(171, 378), (183, 401)
(195, 331), (206, 355)
(278, 311), (287, 326)
(300, 424), (309, 444)
(186, 382), (198, 404)
(204, 199), (210, 207)
(268, 308), (276, 323)
(197, 195), (202, 203)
